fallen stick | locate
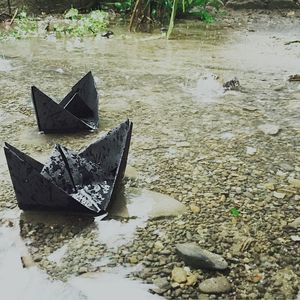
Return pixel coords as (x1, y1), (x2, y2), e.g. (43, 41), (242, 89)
(9, 8), (18, 26)
(284, 40), (300, 45)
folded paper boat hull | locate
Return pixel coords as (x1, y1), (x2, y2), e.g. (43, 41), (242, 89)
(32, 71), (99, 133)
(4, 120), (133, 216)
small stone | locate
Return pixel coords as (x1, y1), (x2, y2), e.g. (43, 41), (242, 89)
(246, 147), (257, 155)
(287, 217), (300, 229)
(288, 178), (300, 188)
(171, 282), (180, 288)
(153, 277), (171, 292)
(276, 170), (287, 177)
(273, 191), (286, 199)
(78, 266), (88, 274)
(154, 241), (164, 251)
(176, 243), (228, 270)
(190, 203), (201, 213)
(274, 85), (286, 91)
(171, 267), (187, 283)
(125, 165), (138, 179)
(21, 256), (35, 268)
(129, 256), (138, 264)
(176, 142), (190, 148)
(186, 273), (198, 286)
(290, 235), (300, 242)
(258, 124), (280, 135)
(198, 294), (210, 300)
(264, 182), (275, 191)
(199, 276), (232, 294)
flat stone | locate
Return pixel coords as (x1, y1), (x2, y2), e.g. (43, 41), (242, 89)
(273, 191), (286, 199)
(287, 217), (300, 229)
(290, 235), (300, 242)
(153, 277), (171, 292)
(264, 182), (275, 191)
(171, 267), (187, 283)
(186, 273), (198, 286)
(124, 165), (138, 179)
(258, 123), (281, 135)
(21, 255), (35, 268)
(190, 203), (201, 213)
(288, 178), (300, 188)
(198, 294), (210, 300)
(246, 147), (257, 155)
(199, 276), (232, 294)
(176, 243), (228, 270)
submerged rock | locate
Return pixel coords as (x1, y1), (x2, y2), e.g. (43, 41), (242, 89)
(258, 123), (281, 135)
(199, 276), (232, 294)
(175, 243), (228, 270)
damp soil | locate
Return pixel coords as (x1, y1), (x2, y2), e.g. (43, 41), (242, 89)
(0, 10), (300, 300)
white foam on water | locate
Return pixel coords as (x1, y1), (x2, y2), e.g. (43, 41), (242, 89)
(186, 73), (224, 103)
(0, 57), (13, 72)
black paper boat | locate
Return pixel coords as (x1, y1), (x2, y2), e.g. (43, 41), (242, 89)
(32, 71), (99, 133)
(4, 120), (133, 216)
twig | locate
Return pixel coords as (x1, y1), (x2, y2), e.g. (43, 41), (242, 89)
(284, 40), (300, 45)
(129, 0), (141, 32)
(9, 8), (18, 26)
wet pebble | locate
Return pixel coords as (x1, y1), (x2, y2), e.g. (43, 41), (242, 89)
(176, 243), (228, 270)
(258, 124), (281, 135)
(171, 267), (187, 283)
(199, 276), (232, 294)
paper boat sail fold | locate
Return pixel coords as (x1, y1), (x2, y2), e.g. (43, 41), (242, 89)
(4, 120), (133, 216)
(32, 71), (99, 133)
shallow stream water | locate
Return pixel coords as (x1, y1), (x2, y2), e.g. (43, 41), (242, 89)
(0, 14), (300, 299)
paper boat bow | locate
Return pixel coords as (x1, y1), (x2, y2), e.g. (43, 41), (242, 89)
(4, 120), (133, 216)
(32, 71), (99, 133)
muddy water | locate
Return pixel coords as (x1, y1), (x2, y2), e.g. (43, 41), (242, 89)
(0, 16), (300, 299)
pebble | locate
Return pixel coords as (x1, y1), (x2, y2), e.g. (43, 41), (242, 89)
(273, 191), (286, 199)
(246, 146), (257, 155)
(199, 276), (232, 294)
(258, 124), (281, 135)
(152, 277), (171, 293)
(290, 235), (300, 242)
(287, 217), (300, 229)
(176, 243), (228, 270)
(171, 267), (187, 283)
(21, 255), (35, 268)
(186, 273), (198, 286)
(190, 203), (201, 213)
(288, 178), (300, 188)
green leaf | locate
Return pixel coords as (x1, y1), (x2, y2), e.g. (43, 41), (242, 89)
(230, 208), (240, 217)
(64, 8), (79, 20)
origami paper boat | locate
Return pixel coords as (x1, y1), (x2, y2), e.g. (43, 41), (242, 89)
(4, 120), (133, 216)
(32, 71), (99, 133)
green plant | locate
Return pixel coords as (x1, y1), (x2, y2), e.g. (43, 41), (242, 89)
(53, 8), (109, 37)
(127, 0), (223, 37)
(0, 10), (37, 40)
(115, 0), (134, 13)
(229, 207), (240, 217)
